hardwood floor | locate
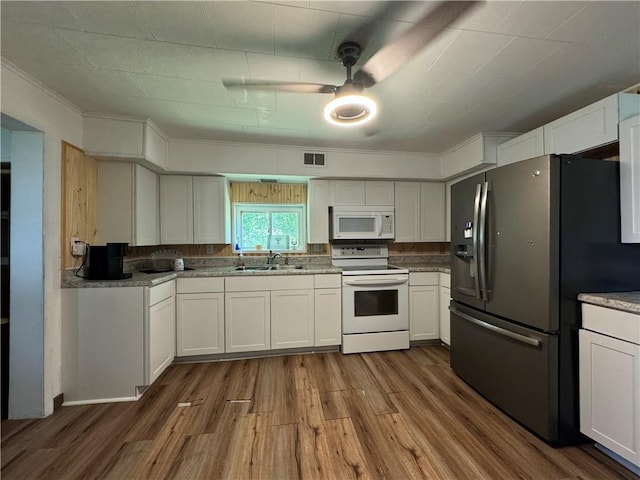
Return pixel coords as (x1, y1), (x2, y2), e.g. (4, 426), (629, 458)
(2, 345), (637, 480)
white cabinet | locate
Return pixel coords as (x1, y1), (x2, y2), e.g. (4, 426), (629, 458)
(271, 289), (314, 349)
(176, 278), (225, 356)
(394, 181), (445, 242)
(620, 115), (640, 243)
(160, 175), (230, 245)
(333, 180), (394, 206)
(579, 304), (640, 468)
(497, 127), (545, 166)
(439, 273), (451, 346)
(83, 114), (168, 171)
(441, 133), (516, 179)
(409, 272), (439, 341)
(307, 179), (331, 244)
(96, 162), (159, 246)
(224, 290), (271, 353)
(314, 274), (342, 346)
(148, 281), (176, 384)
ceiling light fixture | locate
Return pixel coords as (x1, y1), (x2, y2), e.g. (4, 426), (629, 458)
(324, 94), (377, 127)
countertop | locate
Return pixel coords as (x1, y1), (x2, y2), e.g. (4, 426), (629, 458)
(578, 291), (640, 315)
(62, 261), (451, 288)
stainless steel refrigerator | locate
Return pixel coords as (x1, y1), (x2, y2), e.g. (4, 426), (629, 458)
(449, 154), (640, 444)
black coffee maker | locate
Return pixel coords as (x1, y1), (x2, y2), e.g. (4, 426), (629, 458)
(88, 242), (132, 280)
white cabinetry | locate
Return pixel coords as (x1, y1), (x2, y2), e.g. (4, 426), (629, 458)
(497, 127), (545, 166)
(83, 115), (168, 171)
(176, 278), (225, 356)
(441, 133), (516, 179)
(620, 115), (640, 243)
(409, 272), (439, 341)
(148, 281), (176, 384)
(579, 303), (640, 469)
(439, 273), (451, 345)
(333, 180), (394, 206)
(271, 289), (314, 349)
(394, 182), (445, 242)
(314, 274), (342, 346)
(225, 290), (271, 353)
(160, 175), (230, 245)
(96, 162), (159, 246)
(307, 179), (331, 244)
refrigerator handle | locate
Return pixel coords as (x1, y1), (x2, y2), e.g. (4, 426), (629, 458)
(449, 306), (541, 347)
(472, 183), (482, 299)
(478, 181), (490, 301)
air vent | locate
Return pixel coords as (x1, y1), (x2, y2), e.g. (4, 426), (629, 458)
(303, 152), (326, 166)
(259, 179), (278, 183)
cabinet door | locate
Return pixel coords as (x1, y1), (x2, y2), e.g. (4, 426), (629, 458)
(409, 285), (439, 341)
(620, 115), (640, 243)
(314, 288), (342, 346)
(333, 180), (365, 205)
(497, 127), (545, 167)
(394, 182), (421, 242)
(193, 176), (230, 244)
(148, 295), (176, 384)
(95, 161), (134, 245)
(579, 329), (640, 465)
(307, 179), (331, 244)
(420, 182), (445, 242)
(176, 292), (224, 356)
(134, 165), (159, 246)
(365, 181), (394, 205)
(271, 289), (314, 349)
(225, 291), (270, 353)
(160, 175), (193, 244)
(439, 286), (451, 345)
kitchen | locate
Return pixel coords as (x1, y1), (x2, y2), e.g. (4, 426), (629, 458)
(2, 1), (640, 478)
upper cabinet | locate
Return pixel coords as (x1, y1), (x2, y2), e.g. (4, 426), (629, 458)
(441, 133), (516, 179)
(497, 127), (545, 167)
(394, 181), (445, 243)
(307, 179), (331, 244)
(333, 180), (394, 206)
(620, 114), (640, 243)
(96, 162), (158, 246)
(83, 114), (169, 171)
(160, 175), (231, 245)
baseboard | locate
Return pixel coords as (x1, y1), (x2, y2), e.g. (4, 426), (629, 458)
(53, 393), (64, 411)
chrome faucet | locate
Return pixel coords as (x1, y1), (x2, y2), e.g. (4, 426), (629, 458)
(266, 250), (281, 266)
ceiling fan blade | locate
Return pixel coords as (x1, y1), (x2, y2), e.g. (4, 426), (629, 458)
(354, 1), (481, 87)
(222, 79), (337, 94)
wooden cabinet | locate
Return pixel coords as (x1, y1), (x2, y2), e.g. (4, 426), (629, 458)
(314, 274), (342, 346)
(497, 127), (545, 166)
(579, 304), (640, 468)
(96, 162), (159, 246)
(176, 278), (225, 356)
(333, 180), (394, 206)
(394, 181), (445, 242)
(439, 274), (451, 345)
(160, 175), (230, 245)
(409, 272), (439, 341)
(620, 115), (640, 243)
(271, 289), (314, 349)
(224, 290), (271, 353)
(307, 179), (331, 244)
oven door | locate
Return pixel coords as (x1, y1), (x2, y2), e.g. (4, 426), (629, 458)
(342, 275), (409, 334)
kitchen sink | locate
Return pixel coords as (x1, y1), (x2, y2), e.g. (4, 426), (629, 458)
(139, 267), (194, 274)
(232, 265), (306, 272)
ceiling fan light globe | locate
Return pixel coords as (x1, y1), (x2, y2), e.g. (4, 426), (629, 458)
(324, 95), (377, 127)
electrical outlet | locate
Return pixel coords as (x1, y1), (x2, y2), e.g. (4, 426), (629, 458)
(313, 244), (324, 253)
(206, 244), (214, 255)
(71, 237), (86, 256)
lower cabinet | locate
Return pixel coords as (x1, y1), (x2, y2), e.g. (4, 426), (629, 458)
(314, 274), (342, 346)
(439, 274), (451, 346)
(271, 289), (314, 349)
(148, 293), (176, 384)
(409, 272), (440, 341)
(225, 291), (271, 353)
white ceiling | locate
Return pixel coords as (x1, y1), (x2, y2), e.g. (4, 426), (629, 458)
(1, 1), (639, 153)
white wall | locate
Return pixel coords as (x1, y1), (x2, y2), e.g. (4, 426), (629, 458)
(1, 61), (83, 416)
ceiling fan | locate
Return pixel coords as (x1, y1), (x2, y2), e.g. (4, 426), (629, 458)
(223, 1), (481, 127)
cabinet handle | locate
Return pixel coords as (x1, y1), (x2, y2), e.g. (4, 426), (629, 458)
(449, 306), (541, 347)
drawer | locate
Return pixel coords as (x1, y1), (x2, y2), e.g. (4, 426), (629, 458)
(315, 274), (341, 289)
(409, 272), (439, 286)
(582, 303), (640, 345)
(177, 277), (224, 294)
(225, 275), (314, 292)
(439, 273), (450, 288)
(149, 280), (175, 306)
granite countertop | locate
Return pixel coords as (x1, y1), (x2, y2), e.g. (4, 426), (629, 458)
(394, 262), (451, 273)
(578, 291), (640, 315)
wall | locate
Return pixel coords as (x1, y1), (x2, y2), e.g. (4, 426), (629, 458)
(1, 61), (83, 416)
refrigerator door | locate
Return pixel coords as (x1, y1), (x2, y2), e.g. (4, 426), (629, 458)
(450, 172), (485, 312)
(485, 155), (559, 332)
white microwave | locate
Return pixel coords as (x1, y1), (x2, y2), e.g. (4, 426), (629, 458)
(331, 205), (395, 240)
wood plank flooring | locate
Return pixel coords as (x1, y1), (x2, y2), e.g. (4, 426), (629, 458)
(2, 345), (637, 480)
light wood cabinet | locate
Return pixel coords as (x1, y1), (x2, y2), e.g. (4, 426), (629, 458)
(224, 291), (271, 353)
(271, 289), (314, 349)
(307, 179), (331, 244)
(333, 180), (394, 206)
(160, 175), (230, 245)
(409, 273), (439, 341)
(394, 181), (445, 242)
(314, 274), (342, 346)
(439, 274), (451, 346)
(497, 127), (545, 166)
(96, 162), (158, 246)
(620, 114), (640, 243)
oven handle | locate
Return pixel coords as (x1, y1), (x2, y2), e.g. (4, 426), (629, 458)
(343, 277), (409, 287)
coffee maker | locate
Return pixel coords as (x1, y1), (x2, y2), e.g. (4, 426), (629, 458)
(87, 242), (132, 280)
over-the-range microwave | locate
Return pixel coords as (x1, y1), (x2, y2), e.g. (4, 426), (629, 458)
(331, 205), (395, 240)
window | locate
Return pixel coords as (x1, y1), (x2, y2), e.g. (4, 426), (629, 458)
(234, 203), (305, 253)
